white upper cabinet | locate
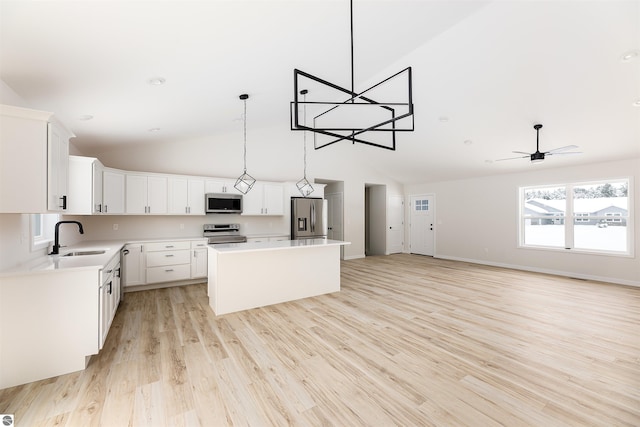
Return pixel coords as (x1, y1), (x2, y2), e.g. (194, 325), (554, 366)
(205, 179), (241, 195)
(0, 105), (73, 213)
(126, 173), (168, 214)
(68, 156), (104, 214)
(168, 177), (205, 215)
(242, 182), (285, 216)
(103, 168), (125, 214)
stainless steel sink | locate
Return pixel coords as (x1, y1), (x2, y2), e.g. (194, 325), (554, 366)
(62, 250), (106, 257)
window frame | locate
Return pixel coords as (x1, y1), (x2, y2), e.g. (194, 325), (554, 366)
(519, 178), (633, 257)
(31, 213), (59, 252)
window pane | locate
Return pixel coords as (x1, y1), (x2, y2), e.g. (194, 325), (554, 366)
(33, 214), (42, 239)
(523, 186), (566, 247)
(572, 181), (628, 252)
(574, 221), (627, 252)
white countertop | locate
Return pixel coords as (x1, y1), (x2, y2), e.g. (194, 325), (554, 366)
(0, 237), (207, 276)
(209, 238), (350, 253)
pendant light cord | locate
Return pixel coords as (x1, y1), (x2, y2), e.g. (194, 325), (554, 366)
(243, 97), (247, 173)
(303, 91), (307, 178)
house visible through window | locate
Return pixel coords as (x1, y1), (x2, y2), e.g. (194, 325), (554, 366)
(520, 179), (631, 255)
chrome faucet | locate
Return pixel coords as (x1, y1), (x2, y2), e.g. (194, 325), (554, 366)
(50, 221), (84, 255)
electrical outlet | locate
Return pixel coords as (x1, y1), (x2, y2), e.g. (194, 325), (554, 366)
(113, 224), (118, 230)
(179, 223), (185, 230)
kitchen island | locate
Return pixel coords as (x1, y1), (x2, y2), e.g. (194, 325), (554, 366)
(207, 239), (349, 315)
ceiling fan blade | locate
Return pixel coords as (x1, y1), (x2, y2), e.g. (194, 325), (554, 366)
(512, 151), (531, 155)
(545, 145), (579, 154)
(495, 155), (529, 161)
(547, 151), (582, 156)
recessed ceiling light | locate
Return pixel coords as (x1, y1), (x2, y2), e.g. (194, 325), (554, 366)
(148, 127), (161, 132)
(463, 139), (472, 145)
(633, 99), (640, 107)
(147, 77), (166, 85)
(484, 160), (493, 164)
(621, 50), (639, 62)
(438, 116), (449, 123)
(78, 114), (93, 121)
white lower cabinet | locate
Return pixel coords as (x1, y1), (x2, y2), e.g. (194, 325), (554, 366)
(122, 239), (208, 288)
(122, 243), (145, 287)
(99, 253), (121, 350)
(191, 240), (208, 278)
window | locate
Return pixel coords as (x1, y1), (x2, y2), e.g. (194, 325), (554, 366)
(31, 213), (59, 251)
(520, 179), (631, 255)
(415, 199), (429, 211)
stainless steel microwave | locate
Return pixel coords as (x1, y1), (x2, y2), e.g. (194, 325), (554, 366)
(205, 193), (242, 214)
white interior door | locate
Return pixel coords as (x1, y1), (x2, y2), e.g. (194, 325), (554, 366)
(410, 194), (434, 256)
(387, 195), (404, 254)
(326, 192), (343, 256)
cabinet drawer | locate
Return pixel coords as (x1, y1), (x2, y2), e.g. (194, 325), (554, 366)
(146, 250), (190, 267)
(145, 241), (190, 252)
(146, 264), (191, 284)
(191, 240), (208, 249)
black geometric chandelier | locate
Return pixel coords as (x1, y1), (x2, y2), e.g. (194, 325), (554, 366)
(290, 0), (414, 151)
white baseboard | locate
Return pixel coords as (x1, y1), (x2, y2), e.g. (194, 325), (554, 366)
(343, 253), (365, 260)
(434, 254), (640, 288)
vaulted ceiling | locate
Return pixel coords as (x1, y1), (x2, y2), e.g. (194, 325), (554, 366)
(1, 0), (639, 184)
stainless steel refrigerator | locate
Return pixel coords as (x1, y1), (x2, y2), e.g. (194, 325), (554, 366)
(291, 197), (327, 240)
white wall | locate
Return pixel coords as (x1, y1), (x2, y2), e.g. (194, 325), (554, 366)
(405, 157), (640, 286)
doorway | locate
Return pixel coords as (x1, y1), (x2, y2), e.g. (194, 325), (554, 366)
(409, 194), (435, 256)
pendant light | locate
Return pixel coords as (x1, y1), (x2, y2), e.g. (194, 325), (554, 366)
(296, 89), (314, 197)
(234, 94), (256, 194)
(290, 0), (414, 151)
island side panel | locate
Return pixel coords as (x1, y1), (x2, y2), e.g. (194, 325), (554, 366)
(0, 269), (100, 389)
(211, 244), (340, 315)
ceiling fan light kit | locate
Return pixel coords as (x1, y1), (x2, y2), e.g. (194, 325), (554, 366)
(496, 123), (581, 163)
(290, 0), (414, 151)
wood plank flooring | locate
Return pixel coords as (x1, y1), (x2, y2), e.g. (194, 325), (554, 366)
(1, 254), (639, 426)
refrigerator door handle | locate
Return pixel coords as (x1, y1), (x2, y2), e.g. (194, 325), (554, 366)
(311, 202), (315, 233)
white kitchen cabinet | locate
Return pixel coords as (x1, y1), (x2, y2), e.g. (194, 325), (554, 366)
(99, 253), (121, 349)
(68, 156), (104, 214)
(126, 173), (168, 214)
(103, 168), (125, 214)
(191, 240), (208, 278)
(0, 104), (73, 213)
(122, 243), (145, 287)
(168, 177), (205, 215)
(144, 241), (191, 284)
(47, 121), (72, 211)
(242, 182), (285, 216)
(205, 179), (241, 194)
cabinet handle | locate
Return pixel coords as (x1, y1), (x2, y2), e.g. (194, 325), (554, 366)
(115, 268), (121, 278)
(104, 205), (108, 213)
(60, 195), (67, 209)
(165, 245), (174, 248)
(123, 249), (130, 255)
(105, 269), (113, 274)
(165, 269), (174, 272)
(108, 281), (113, 295)
(165, 254), (174, 257)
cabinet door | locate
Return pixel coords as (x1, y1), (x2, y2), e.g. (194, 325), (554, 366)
(99, 278), (112, 349)
(168, 177), (189, 214)
(147, 176), (168, 214)
(123, 244), (145, 286)
(241, 182), (264, 215)
(191, 248), (208, 278)
(112, 262), (121, 319)
(103, 169), (125, 214)
(47, 122), (69, 211)
(125, 174), (147, 214)
(263, 183), (284, 215)
(93, 161), (104, 213)
(187, 179), (205, 215)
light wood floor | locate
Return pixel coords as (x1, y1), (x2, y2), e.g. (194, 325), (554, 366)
(1, 254), (639, 426)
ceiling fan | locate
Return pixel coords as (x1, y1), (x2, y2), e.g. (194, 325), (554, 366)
(496, 124), (581, 163)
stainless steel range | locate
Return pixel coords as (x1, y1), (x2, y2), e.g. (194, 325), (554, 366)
(203, 223), (247, 244)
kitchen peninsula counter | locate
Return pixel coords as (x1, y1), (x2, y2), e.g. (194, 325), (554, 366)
(207, 239), (349, 315)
